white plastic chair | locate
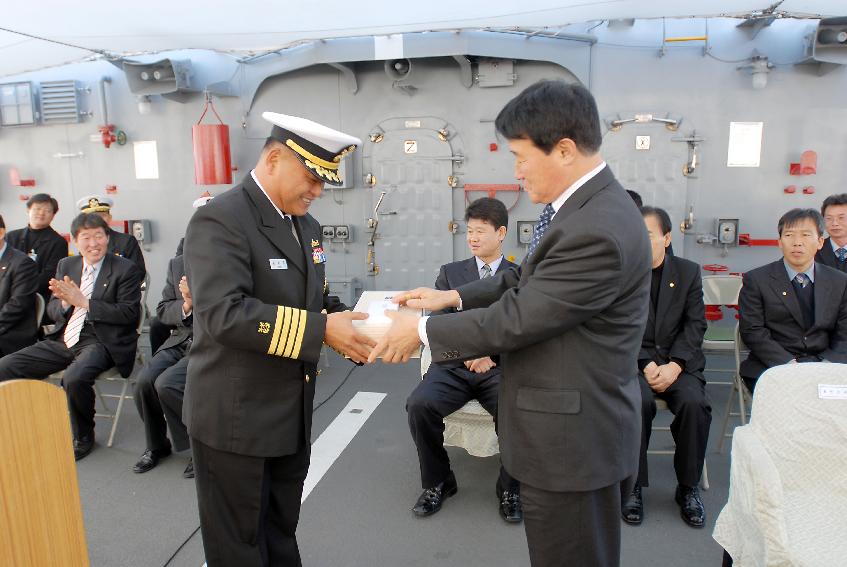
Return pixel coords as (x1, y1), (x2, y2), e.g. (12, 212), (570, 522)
(713, 363), (847, 566)
(420, 346), (500, 457)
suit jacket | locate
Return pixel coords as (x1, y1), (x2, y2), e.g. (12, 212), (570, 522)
(739, 260), (847, 379)
(427, 166), (652, 492)
(815, 237), (847, 273)
(46, 254), (144, 377)
(432, 256), (517, 370)
(638, 254), (707, 379)
(6, 226), (68, 300)
(108, 229), (146, 274)
(184, 174), (347, 457)
(155, 254), (192, 354)
(0, 246), (39, 354)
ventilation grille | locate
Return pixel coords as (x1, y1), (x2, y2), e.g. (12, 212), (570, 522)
(39, 80), (81, 124)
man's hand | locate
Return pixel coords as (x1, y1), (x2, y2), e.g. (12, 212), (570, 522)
(465, 356), (496, 374)
(368, 311), (422, 364)
(647, 361), (682, 393)
(49, 276), (88, 310)
(393, 288), (461, 312)
(642, 361), (660, 382)
(325, 311), (377, 364)
(179, 276), (192, 313)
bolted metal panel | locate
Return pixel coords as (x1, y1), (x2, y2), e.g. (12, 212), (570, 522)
(603, 121), (690, 256)
(370, 126), (455, 290)
(39, 80), (81, 124)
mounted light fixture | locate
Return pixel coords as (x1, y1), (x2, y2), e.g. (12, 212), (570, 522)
(136, 95), (152, 115)
(737, 54), (773, 90)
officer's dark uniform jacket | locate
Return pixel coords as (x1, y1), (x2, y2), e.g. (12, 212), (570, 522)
(184, 173), (346, 458)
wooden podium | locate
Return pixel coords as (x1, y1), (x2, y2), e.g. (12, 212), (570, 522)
(0, 380), (89, 566)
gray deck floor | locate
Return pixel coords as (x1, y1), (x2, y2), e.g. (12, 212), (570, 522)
(75, 349), (738, 567)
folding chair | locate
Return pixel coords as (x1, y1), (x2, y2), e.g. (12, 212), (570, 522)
(648, 397), (710, 490)
(716, 325), (753, 453)
(34, 292), (45, 326)
(701, 274), (744, 385)
(51, 272), (150, 447)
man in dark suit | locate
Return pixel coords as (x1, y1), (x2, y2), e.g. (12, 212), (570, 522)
(6, 193), (68, 305)
(132, 250), (194, 477)
(0, 213), (144, 460)
(621, 206), (710, 528)
(817, 193), (847, 272)
(740, 208), (847, 393)
(371, 80), (652, 567)
(76, 195), (146, 274)
(184, 112), (375, 567)
(0, 214), (39, 355)
(406, 197), (522, 522)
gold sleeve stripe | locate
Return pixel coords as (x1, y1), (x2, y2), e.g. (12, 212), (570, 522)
(282, 308), (301, 358)
(290, 311), (308, 359)
(275, 307), (294, 357)
(267, 306), (284, 355)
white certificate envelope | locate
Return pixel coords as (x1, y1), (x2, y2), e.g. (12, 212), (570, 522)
(352, 291), (422, 358)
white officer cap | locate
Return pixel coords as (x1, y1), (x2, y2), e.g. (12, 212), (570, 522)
(262, 112), (361, 186)
(77, 194), (113, 214)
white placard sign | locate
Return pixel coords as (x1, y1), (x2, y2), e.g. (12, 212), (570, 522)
(133, 140), (160, 179)
(727, 122), (763, 168)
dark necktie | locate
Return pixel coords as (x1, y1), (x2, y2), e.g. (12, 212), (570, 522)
(837, 248), (847, 263)
(527, 204), (556, 257)
(284, 215), (300, 245)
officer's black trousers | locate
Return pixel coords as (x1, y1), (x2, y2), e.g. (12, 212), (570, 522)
(192, 438), (310, 567)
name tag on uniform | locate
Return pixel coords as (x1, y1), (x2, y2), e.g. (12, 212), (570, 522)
(269, 259), (288, 270)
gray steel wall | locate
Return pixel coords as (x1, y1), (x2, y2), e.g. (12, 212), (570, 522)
(1, 17), (845, 301)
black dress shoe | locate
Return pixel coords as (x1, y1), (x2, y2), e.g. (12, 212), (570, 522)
(73, 435), (95, 461)
(183, 458), (194, 479)
(675, 484), (705, 528)
(621, 483), (643, 525)
(495, 480), (523, 523)
(412, 471), (458, 517)
(133, 447), (172, 474)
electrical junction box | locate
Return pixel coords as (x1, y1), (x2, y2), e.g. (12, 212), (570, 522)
(716, 218), (739, 246)
(517, 221), (535, 245)
(321, 225), (335, 239)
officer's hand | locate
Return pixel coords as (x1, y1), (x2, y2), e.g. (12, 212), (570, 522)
(650, 362), (682, 393)
(325, 311), (376, 364)
(393, 288), (460, 311)
(368, 311), (422, 364)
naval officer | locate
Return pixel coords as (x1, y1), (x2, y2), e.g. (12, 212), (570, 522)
(184, 112), (375, 566)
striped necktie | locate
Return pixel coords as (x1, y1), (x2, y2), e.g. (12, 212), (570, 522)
(480, 264), (492, 279)
(527, 204), (556, 257)
(64, 265), (96, 349)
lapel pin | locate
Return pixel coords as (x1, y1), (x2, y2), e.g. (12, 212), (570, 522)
(782, 291), (787, 296)
(669, 282), (675, 288)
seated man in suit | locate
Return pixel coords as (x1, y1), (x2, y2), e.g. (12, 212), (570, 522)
(817, 193), (847, 273)
(621, 206), (710, 528)
(740, 208), (847, 393)
(6, 193), (69, 306)
(0, 214), (39, 355)
(0, 213), (144, 460)
(406, 197), (522, 522)
(76, 195), (146, 274)
(132, 249), (194, 477)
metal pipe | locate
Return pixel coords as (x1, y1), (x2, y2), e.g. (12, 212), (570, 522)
(98, 76), (111, 124)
